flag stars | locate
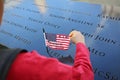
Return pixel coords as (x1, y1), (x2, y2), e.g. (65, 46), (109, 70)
(57, 35), (67, 38)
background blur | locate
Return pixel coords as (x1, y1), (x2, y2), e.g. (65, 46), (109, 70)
(73, 0), (120, 6)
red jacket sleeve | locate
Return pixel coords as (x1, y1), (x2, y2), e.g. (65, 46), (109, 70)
(72, 43), (94, 80)
(6, 43), (94, 80)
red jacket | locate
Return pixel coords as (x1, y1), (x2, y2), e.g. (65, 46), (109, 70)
(6, 43), (94, 80)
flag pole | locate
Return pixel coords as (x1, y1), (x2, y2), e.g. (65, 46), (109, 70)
(42, 28), (47, 46)
(42, 28), (50, 54)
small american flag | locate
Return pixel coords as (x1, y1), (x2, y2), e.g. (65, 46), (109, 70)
(44, 33), (70, 50)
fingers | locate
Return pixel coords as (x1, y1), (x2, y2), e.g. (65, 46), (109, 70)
(69, 30), (85, 44)
(69, 32), (73, 38)
(69, 30), (78, 37)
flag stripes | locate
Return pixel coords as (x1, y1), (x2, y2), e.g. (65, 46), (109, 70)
(44, 33), (70, 50)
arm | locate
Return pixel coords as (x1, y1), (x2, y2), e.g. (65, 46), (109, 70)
(72, 42), (94, 80)
(69, 30), (94, 80)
